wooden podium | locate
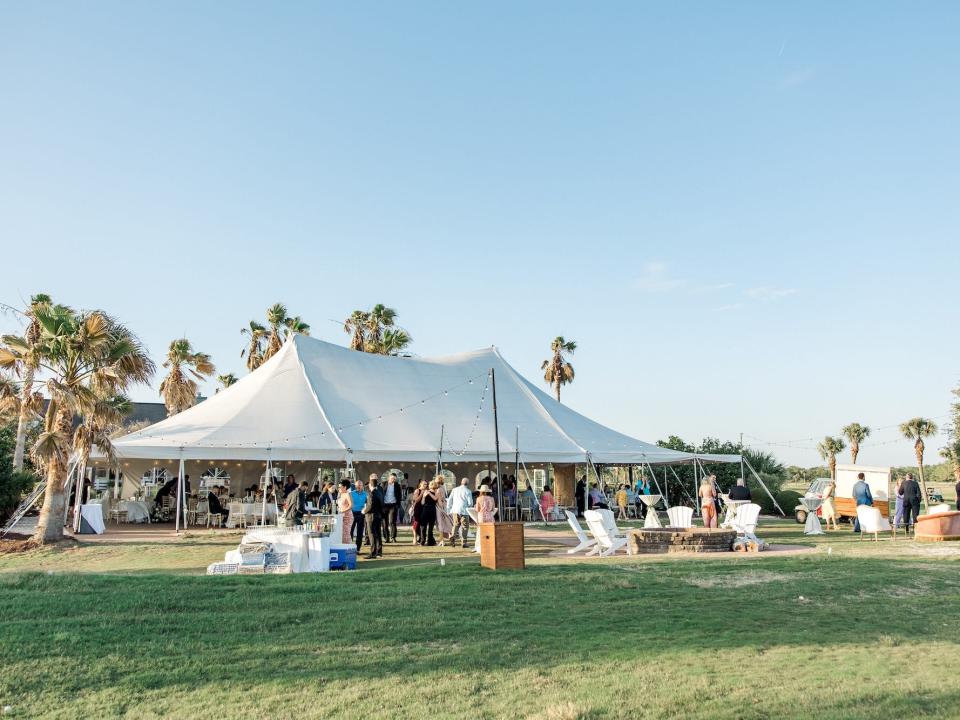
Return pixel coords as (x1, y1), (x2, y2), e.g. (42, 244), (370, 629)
(479, 522), (525, 570)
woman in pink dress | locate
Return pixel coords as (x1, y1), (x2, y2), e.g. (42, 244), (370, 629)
(539, 485), (556, 522)
(476, 484), (496, 523)
(337, 479), (353, 544)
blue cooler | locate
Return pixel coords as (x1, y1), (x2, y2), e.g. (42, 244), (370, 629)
(329, 544), (357, 570)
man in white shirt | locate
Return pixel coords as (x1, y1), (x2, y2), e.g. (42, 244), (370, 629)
(446, 478), (475, 548)
(382, 473), (402, 543)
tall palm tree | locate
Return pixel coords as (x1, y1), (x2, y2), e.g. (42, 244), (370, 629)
(159, 338), (215, 416)
(541, 336), (576, 403)
(816, 436), (846, 483)
(283, 316), (310, 340)
(240, 321), (267, 371)
(0, 373), (20, 422)
(900, 417), (939, 512)
(380, 328), (413, 356)
(216, 373), (238, 392)
(364, 304), (397, 353)
(264, 303), (289, 361)
(841, 422), (871, 464)
(72, 393), (131, 490)
(940, 440), (960, 484)
(2, 304), (154, 544)
(5, 294), (52, 471)
(343, 310), (369, 351)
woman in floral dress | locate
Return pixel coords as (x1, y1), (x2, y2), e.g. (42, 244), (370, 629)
(337, 479), (353, 544)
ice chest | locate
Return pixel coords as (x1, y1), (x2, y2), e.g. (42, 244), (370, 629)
(329, 544), (357, 570)
(479, 522), (525, 570)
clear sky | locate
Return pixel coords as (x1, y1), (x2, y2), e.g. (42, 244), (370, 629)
(1, 2), (958, 468)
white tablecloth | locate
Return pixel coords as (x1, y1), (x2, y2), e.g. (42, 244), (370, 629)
(121, 501), (151, 523)
(79, 504), (105, 534)
(241, 528), (332, 573)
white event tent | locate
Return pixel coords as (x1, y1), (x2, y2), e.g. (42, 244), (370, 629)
(112, 334), (721, 467)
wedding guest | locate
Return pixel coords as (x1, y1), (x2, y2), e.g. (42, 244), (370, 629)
(350, 479), (368, 550)
(410, 479), (427, 544)
(419, 480), (439, 546)
(363, 473), (384, 558)
(699, 477), (717, 529)
(476, 484), (496, 523)
(575, 476), (586, 517)
(434, 475), (453, 546)
(382, 473), (402, 543)
(446, 478), (474, 548)
(820, 478), (838, 531)
(728, 479), (751, 501)
(336, 480), (353, 544)
(540, 484), (556, 522)
(588, 483), (608, 510)
(892, 476), (905, 531)
(901, 473), (921, 533)
(615, 484), (629, 519)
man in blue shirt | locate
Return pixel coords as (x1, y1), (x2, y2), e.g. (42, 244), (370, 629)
(852, 472), (873, 533)
(350, 479), (368, 550)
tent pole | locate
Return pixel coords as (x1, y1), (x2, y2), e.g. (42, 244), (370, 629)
(260, 455), (269, 527)
(175, 452), (184, 534)
(692, 457), (699, 516)
(491, 368), (503, 516)
(644, 462), (664, 505)
(740, 432), (746, 485)
(62, 459), (78, 528)
(436, 425), (444, 476)
(743, 456), (786, 516)
(72, 460), (87, 533)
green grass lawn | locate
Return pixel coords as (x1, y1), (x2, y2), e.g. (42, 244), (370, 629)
(1, 521), (959, 719)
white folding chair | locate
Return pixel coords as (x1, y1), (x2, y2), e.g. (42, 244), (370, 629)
(666, 506), (694, 529)
(584, 510), (627, 557)
(564, 509), (598, 555)
(731, 503), (761, 545)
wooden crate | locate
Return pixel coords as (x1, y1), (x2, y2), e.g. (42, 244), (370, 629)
(479, 522), (525, 570)
(835, 497), (889, 519)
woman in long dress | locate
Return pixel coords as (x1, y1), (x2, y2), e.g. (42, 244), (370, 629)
(476, 484), (496, 523)
(434, 475), (453, 545)
(821, 480), (839, 531)
(409, 479), (427, 545)
(699, 478), (718, 529)
(539, 485), (556, 522)
(419, 480), (439, 546)
(337, 480), (353, 544)
(891, 476), (904, 531)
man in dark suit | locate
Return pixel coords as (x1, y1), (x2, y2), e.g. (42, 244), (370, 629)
(728, 479), (752, 501)
(901, 473), (922, 533)
(207, 485), (229, 523)
(575, 477), (586, 517)
(363, 473), (384, 559)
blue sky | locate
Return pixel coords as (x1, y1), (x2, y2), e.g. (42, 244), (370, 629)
(1, 2), (958, 467)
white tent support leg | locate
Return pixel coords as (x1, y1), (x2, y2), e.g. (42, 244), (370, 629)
(692, 457), (700, 516)
(175, 453), (185, 534)
(260, 456), (270, 527)
(743, 456), (786, 516)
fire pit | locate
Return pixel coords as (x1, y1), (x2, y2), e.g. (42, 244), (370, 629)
(628, 527), (736, 554)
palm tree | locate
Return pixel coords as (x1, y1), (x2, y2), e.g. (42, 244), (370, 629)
(940, 440), (960, 484)
(2, 304), (154, 544)
(900, 417), (939, 512)
(841, 422), (871, 464)
(364, 304), (397, 353)
(380, 328), (413, 356)
(264, 303), (289, 361)
(216, 373), (238, 392)
(0, 373), (20, 422)
(3, 294), (52, 471)
(541, 336), (576, 403)
(72, 393), (132, 489)
(159, 338), (215, 416)
(816, 436), (846, 483)
(240, 321), (267, 371)
(343, 311), (369, 351)
(283, 316), (310, 340)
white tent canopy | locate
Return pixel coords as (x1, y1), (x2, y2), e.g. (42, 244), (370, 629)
(112, 335), (737, 466)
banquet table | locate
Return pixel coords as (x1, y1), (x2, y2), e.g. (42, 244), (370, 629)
(121, 500), (151, 523)
(225, 502), (277, 528)
(78, 503), (105, 534)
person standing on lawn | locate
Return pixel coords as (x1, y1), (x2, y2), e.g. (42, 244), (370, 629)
(852, 472), (873, 533)
(446, 477), (474, 548)
(820, 479), (838, 531)
(382, 473), (402, 543)
(575, 476), (586, 517)
(615, 484), (629, 519)
(476, 484), (496, 523)
(434, 475), (453, 546)
(419, 479), (440, 546)
(540, 485), (556, 522)
(350, 479), (368, 550)
(699, 477), (718, 528)
(363, 473), (384, 558)
(892, 476), (905, 531)
(901, 473), (922, 533)
(409, 479), (427, 544)
(337, 480), (353, 544)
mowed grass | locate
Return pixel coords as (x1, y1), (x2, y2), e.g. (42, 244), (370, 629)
(1, 521), (959, 719)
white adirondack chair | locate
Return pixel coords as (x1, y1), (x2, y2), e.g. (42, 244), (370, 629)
(565, 509), (598, 555)
(584, 510), (627, 557)
(598, 508), (633, 556)
(856, 505), (892, 541)
(666, 506), (693, 529)
(731, 503), (761, 545)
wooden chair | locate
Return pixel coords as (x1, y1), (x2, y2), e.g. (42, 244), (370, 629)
(667, 506), (694, 529)
(108, 505), (127, 525)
